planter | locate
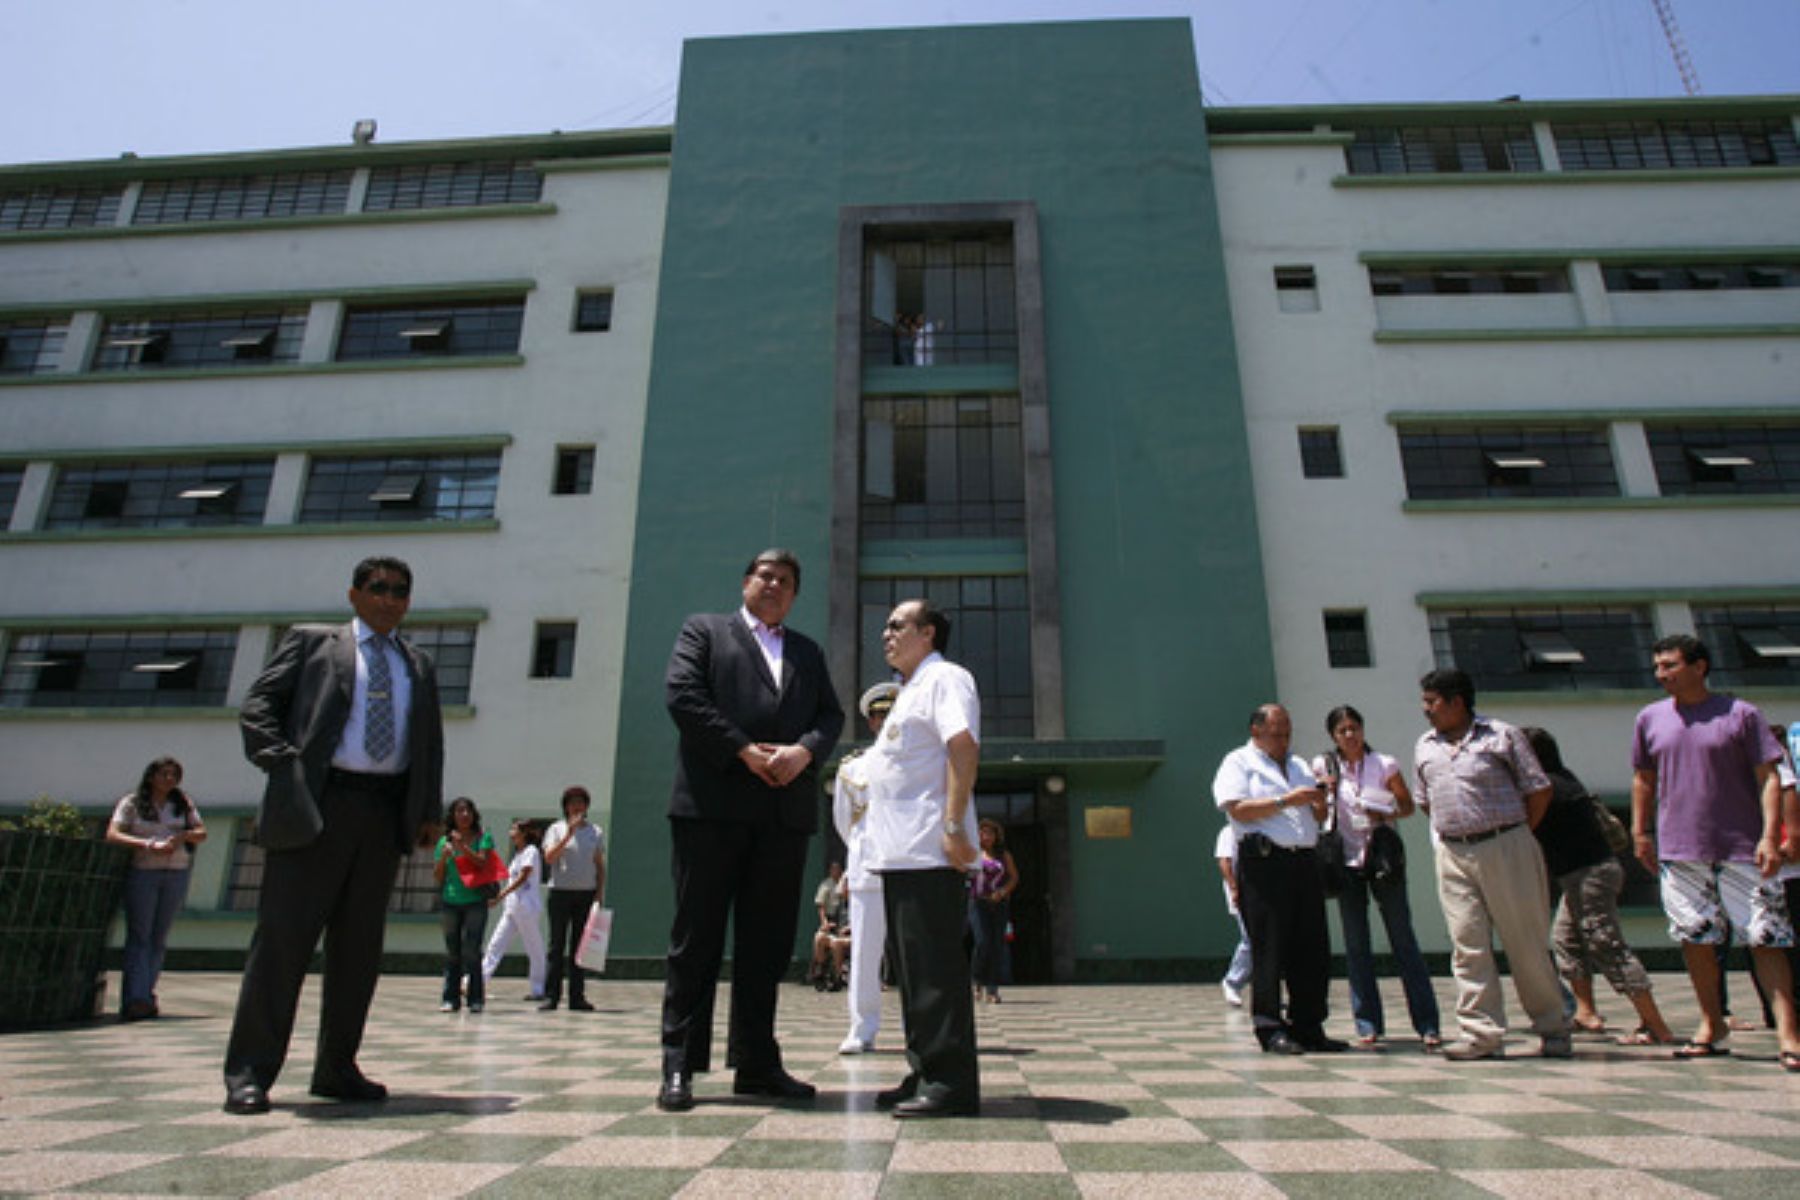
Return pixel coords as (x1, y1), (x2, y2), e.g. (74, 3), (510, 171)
(0, 830), (131, 1029)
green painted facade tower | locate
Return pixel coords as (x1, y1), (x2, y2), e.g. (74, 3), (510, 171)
(609, 19), (1274, 977)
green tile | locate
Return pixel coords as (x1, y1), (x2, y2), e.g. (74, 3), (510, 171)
(471, 1165), (695, 1199)
(1054, 1141), (1243, 1172)
(877, 1176), (1081, 1199)
(56, 1123), (253, 1155)
(711, 1137), (894, 1171)
(600, 1112), (766, 1137)
(1269, 1171), (1491, 1199)
(1189, 1117), (1347, 1141)
(71, 1154), (336, 1196)
(1655, 1169), (1800, 1199)
(1485, 1111), (1664, 1137)
(1292, 1095), (1445, 1116)
(1720, 1137), (1800, 1163)
(1388, 1137), (1607, 1169)
(519, 1092), (647, 1113)
(377, 1133), (577, 1162)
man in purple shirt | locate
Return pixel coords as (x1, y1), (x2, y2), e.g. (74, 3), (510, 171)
(1632, 634), (1799, 1069)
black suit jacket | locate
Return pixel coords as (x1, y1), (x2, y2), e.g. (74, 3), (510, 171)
(665, 611), (844, 833)
(239, 622), (445, 852)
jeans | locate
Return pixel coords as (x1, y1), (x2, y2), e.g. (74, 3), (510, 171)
(968, 896), (1009, 993)
(440, 900), (488, 1008)
(121, 867), (189, 1008)
(1339, 866), (1441, 1039)
(1225, 911), (1253, 991)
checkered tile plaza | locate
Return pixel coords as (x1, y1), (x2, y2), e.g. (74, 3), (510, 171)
(2, 971), (1796, 1196)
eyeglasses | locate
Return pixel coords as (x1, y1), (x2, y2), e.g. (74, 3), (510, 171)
(362, 581), (411, 599)
(883, 619), (919, 633)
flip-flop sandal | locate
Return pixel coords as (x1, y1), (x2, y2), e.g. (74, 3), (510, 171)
(1572, 1018), (1607, 1034)
(1617, 1027), (1676, 1046)
(1781, 1050), (1800, 1073)
(1672, 1040), (1730, 1059)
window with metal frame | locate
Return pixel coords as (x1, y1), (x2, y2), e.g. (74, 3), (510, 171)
(859, 575), (1032, 736)
(1323, 610), (1372, 668)
(1693, 606), (1800, 689)
(553, 446), (594, 495)
(0, 466), (22, 527)
(1398, 425), (1618, 500)
(0, 184), (123, 231)
(861, 395), (1024, 539)
(225, 822), (441, 913)
(90, 309), (307, 371)
(43, 458), (275, 530)
(335, 299), (525, 360)
(1601, 262), (1800, 291)
(0, 628), (238, 708)
(1345, 125), (1542, 175)
(0, 318), (70, 375)
(1552, 118), (1800, 171)
(362, 160), (543, 211)
(298, 451), (501, 525)
(531, 622), (577, 679)
(131, 170), (353, 225)
(1646, 423), (1800, 495)
(1428, 607), (1655, 693)
(1369, 266), (1570, 296)
(1298, 427), (1344, 479)
(396, 624), (477, 706)
(863, 232), (1018, 366)
(572, 289), (613, 332)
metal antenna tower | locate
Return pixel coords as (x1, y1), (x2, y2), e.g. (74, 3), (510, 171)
(1650, 0), (1703, 96)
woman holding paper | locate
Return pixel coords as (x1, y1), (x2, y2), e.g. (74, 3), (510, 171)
(1313, 705), (1441, 1049)
(434, 796), (497, 1013)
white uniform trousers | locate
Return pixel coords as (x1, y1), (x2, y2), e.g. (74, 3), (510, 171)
(482, 904), (547, 995)
(846, 884), (885, 1044)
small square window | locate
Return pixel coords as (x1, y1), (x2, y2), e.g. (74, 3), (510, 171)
(1324, 611), (1371, 668)
(531, 622), (577, 679)
(573, 290), (614, 332)
(1274, 265), (1319, 313)
(553, 446), (595, 496)
(1298, 427), (1343, 479)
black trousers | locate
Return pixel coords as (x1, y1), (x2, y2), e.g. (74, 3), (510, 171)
(661, 817), (808, 1077)
(223, 784), (402, 1092)
(883, 868), (980, 1104)
(1237, 835), (1331, 1046)
(544, 887), (595, 1004)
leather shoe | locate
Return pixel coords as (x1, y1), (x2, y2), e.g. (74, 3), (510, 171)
(1262, 1031), (1306, 1055)
(875, 1074), (920, 1109)
(309, 1073), (388, 1102)
(537, 999), (559, 1011)
(1295, 1033), (1349, 1053)
(732, 1068), (816, 1100)
(223, 1083), (270, 1115)
(656, 1072), (694, 1112)
(568, 997), (595, 1012)
(893, 1091), (978, 1119)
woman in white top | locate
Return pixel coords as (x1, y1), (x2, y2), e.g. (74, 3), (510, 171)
(106, 756), (207, 1021)
(1313, 705), (1442, 1049)
(482, 819), (548, 1000)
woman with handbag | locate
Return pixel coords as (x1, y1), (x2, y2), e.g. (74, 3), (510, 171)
(434, 796), (498, 1013)
(106, 756), (207, 1021)
(1314, 705), (1442, 1049)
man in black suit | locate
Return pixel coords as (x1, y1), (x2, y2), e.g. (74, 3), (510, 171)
(656, 548), (844, 1111)
(222, 556), (444, 1115)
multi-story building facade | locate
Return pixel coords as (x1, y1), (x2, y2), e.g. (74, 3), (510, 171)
(3, 19), (1795, 975)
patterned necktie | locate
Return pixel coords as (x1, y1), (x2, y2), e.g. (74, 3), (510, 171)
(363, 634), (396, 762)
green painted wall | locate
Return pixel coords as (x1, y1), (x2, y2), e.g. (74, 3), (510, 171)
(609, 20), (1274, 970)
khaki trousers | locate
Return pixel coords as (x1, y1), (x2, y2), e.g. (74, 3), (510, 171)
(1434, 823), (1567, 1047)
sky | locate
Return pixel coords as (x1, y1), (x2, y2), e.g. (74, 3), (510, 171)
(3, 0), (1797, 166)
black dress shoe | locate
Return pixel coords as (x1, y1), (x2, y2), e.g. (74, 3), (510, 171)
(309, 1073), (388, 1102)
(656, 1072), (694, 1112)
(223, 1083), (270, 1115)
(893, 1091), (979, 1119)
(875, 1074), (920, 1109)
(731, 1068), (816, 1100)
(1295, 1033), (1349, 1053)
(537, 998), (559, 1011)
(1262, 1031), (1306, 1055)
(568, 997), (595, 1012)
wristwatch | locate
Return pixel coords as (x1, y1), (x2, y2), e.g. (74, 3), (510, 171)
(943, 818), (964, 836)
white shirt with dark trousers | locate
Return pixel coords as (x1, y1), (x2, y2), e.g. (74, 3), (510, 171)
(865, 652), (981, 1108)
(1213, 741), (1332, 1047)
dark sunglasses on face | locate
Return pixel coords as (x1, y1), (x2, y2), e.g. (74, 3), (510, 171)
(362, 581), (411, 599)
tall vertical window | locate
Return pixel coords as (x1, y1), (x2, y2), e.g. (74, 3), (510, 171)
(553, 446), (595, 495)
(0, 465), (23, 527)
(859, 576), (1031, 736)
(0, 319), (70, 375)
(864, 233), (1017, 365)
(861, 395), (1024, 538)
(531, 622), (578, 678)
(1323, 611), (1371, 668)
(1298, 427), (1343, 479)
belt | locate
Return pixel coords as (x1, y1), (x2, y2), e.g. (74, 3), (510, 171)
(327, 767), (409, 797)
(1239, 832), (1313, 857)
(1439, 821), (1521, 846)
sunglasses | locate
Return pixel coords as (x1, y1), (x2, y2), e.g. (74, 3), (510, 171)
(362, 581), (412, 599)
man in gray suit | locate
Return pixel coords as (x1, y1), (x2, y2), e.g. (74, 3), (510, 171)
(222, 556), (444, 1115)
(656, 548), (844, 1111)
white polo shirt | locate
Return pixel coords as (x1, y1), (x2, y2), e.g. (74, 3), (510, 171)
(1213, 741), (1320, 849)
(862, 653), (981, 872)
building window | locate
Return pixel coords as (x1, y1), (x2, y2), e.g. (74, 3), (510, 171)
(1274, 265), (1319, 313)
(1298, 427), (1343, 479)
(227, 824), (439, 913)
(1398, 425), (1618, 500)
(0, 184), (123, 231)
(43, 459), (274, 530)
(0, 465), (22, 527)
(362, 160), (543, 211)
(863, 233), (1018, 366)
(861, 395), (1024, 539)
(553, 446), (594, 495)
(572, 290), (613, 332)
(0, 628), (238, 708)
(335, 299), (525, 360)
(131, 171), (353, 225)
(1552, 119), (1800, 171)
(90, 309), (307, 371)
(531, 622), (577, 679)
(401, 625), (478, 706)
(859, 575), (1032, 736)
(1429, 608), (1655, 693)
(1646, 424), (1800, 495)
(297, 451), (501, 524)
(1693, 606), (1800, 689)
(1345, 125), (1542, 175)
(0, 319), (70, 375)
(1369, 266), (1569, 296)
(1602, 262), (1800, 292)
(1324, 611), (1371, 668)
